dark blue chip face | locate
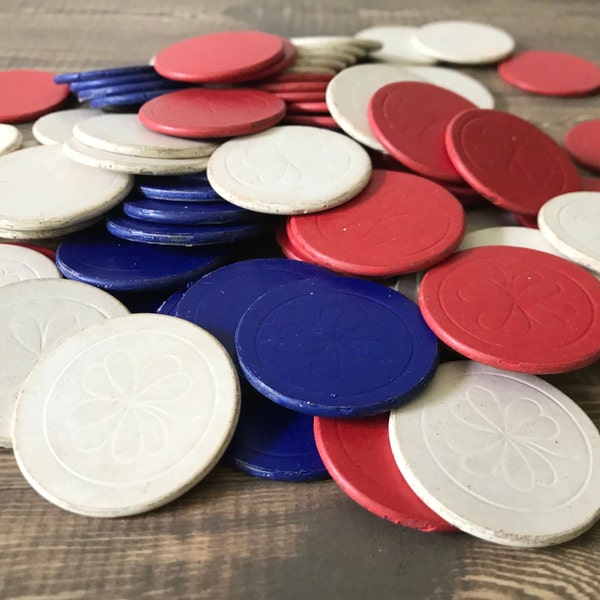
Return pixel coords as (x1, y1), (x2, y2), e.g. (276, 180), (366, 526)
(156, 288), (187, 315)
(89, 88), (183, 109)
(54, 65), (156, 84)
(136, 174), (221, 201)
(106, 214), (271, 246)
(55, 226), (230, 291)
(235, 277), (439, 417)
(123, 197), (257, 225)
(68, 71), (167, 92)
(225, 386), (329, 482)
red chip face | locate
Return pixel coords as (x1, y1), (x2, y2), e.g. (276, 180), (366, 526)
(286, 101), (329, 114)
(139, 88), (286, 138)
(446, 109), (582, 215)
(313, 414), (456, 532)
(0, 70), (70, 123)
(419, 246), (600, 373)
(287, 170), (465, 277)
(368, 81), (476, 183)
(565, 119), (600, 173)
(153, 31), (286, 83)
(513, 213), (538, 229)
(275, 226), (312, 261)
(498, 50), (600, 96)
(282, 114), (338, 128)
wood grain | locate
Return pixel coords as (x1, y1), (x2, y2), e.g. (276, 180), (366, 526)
(1, 1), (600, 598)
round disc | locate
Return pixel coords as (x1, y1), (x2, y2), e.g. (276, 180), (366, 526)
(207, 125), (372, 215)
(54, 65), (154, 84)
(564, 119), (600, 172)
(286, 101), (329, 114)
(287, 170), (465, 276)
(354, 26), (437, 65)
(446, 109), (581, 216)
(32, 108), (103, 145)
(139, 88), (286, 138)
(457, 226), (564, 257)
(389, 361), (600, 547)
(13, 313), (240, 517)
(419, 245), (600, 373)
(0, 124), (22, 156)
(283, 114), (338, 128)
(0, 244), (61, 287)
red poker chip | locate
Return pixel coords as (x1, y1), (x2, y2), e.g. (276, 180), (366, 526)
(275, 226), (311, 261)
(564, 119), (600, 172)
(368, 81), (476, 183)
(286, 101), (329, 115)
(282, 114), (338, 128)
(139, 88), (286, 138)
(513, 212), (538, 229)
(154, 31), (287, 83)
(275, 91), (326, 102)
(419, 246), (600, 373)
(261, 72), (334, 84)
(498, 50), (600, 97)
(446, 109), (582, 215)
(243, 39), (298, 82)
(582, 177), (600, 192)
(287, 170), (465, 277)
(314, 414), (456, 532)
(255, 81), (329, 93)
(0, 70), (69, 123)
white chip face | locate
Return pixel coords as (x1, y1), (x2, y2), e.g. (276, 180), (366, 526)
(458, 226), (564, 256)
(0, 216), (102, 241)
(74, 114), (219, 159)
(389, 361), (600, 547)
(0, 279), (129, 447)
(207, 125), (372, 215)
(13, 313), (240, 517)
(326, 64), (424, 150)
(0, 244), (61, 288)
(406, 65), (495, 108)
(63, 137), (209, 176)
(538, 192), (600, 274)
(32, 108), (103, 145)
(0, 145), (132, 232)
(412, 20), (515, 65)
(354, 26), (437, 65)
(0, 123), (22, 156)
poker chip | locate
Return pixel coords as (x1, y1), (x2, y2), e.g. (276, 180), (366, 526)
(4, 243), (57, 261)
(564, 119), (600, 172)
(156, 288), (186, 316)
(287, 170), (465, 276)
(275, 225), (313, 261)
(225, 387), (328, 481)
(263, 72), (334, 84)
(0, 70), (70, 123)
(274, 90), (326, 102)
(389, 361), (600, 547)
(368, 81), (476, 181)
(0, 216), (102, 242)
(0, 279), (129, 447)
(13, 313), (240, 517)
(412, 20), (515, 65)
(255, 81), (329, 92)
(0, 144), (132, 233)
(446, 109), (581, 215)
(63, 137), (209, 176)
(498, 51), (600, 96)
(138, 88), (286, 138)
(457, 226), (564, 257)
(286, 101), (329, 114)
(32, 108), (103, 145)
(0, 124), (22, 156)
(354, 26), (437, 65)
(67, 71), (165, 92)
(207, 125), (372, 215)
(236, 276), (438, 417)
(282, 114), (338, 129)
(314, 413), (455, 531)
(513, 212), (538, 229)
(0, 244), (61, 288)
(54, 64), (155, 84)
(74, 113), (218, 158)
(56, 226), (229, 291)
(538, 192), (600, 273)
(88, 87), (186, 110)
(76, 79), (187, 102)
(136, 174), (220, 201)
(419, 246), (600, 373)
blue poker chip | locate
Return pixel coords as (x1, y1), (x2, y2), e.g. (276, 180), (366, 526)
(225, 386), (329, 482)
(111, 288), (179, 313)
(235, 277), (439, 417)
(123, 197), (259, 225)
(54, 65), (155, 84)
(136, 174), (220, 201)
(68, 71), (166, 92)
(77, 79), (187, 101)
(89, 88), (183, 109)
(175, 258), (341, 367)
(106, 214), (271, 246)
(156, 288), (187, 316)
(56, 226), (230, 291)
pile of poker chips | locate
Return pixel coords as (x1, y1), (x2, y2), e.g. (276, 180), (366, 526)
(0, 22), (599, 548)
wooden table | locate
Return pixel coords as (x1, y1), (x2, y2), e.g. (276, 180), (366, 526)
(1, 1), (599, 598)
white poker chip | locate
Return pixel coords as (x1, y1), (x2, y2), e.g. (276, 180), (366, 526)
(538, 192), (600, 274)
(458, 226), (564, 256)
(207, 125), (372, 215)
(13, 313), (240, 517)
(412, 20), (515, 65)
(389, 361), (600, 547)
(294, 57), (347, 72)
(32, 108), (103, 145)
(354, 26), (437, 65)
(326, 64), (424, 150)
(0, 244), (61, 288)
(285, 66), (336, 75)
(0, 216), (102, 241)
(64, 137), (209, 176)
(0, 124), (23, 156)
(292, 36), (382, 52)
(0, 144), (132, 232)
(297, 47), (357, 65)
(73, 113), (219, 159)
(0, 279), (129, 447)
(406, 65), (495, 108)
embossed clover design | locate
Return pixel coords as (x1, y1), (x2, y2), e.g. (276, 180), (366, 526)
(10, 313), (79, 357)
(69, 350), (195, 464)
(446, 385), (577, 493)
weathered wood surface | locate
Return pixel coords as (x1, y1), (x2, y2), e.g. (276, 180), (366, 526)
(1, 1), (599, 598)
